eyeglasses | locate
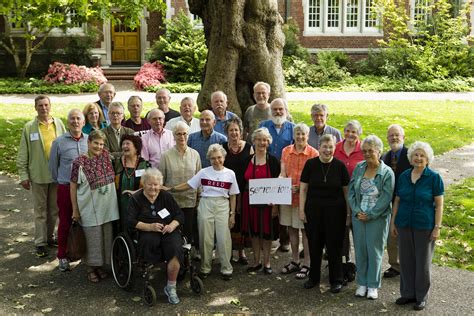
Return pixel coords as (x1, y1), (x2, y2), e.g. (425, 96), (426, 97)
(109, 112), (123, 116)
(175, 132), (188, 137)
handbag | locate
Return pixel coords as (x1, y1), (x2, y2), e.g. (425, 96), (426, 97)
(67, 221), (86, 262)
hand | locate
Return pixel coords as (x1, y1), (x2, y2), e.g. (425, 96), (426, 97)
(228, 214), (235, 229)
(72, 210), (81, 222)
(292, 185), (299, 193)
(161, 186), (171, 191)
(20, 180), (31, 190)
(390, 224), (398, 238)
(357, 212), (369, 222)
(122, 190), (133, 196)
(299, 210), (306, 223)
(162, 222), (177, 234)
(150, 222), (164, 232)
(430, 227), (440, 240)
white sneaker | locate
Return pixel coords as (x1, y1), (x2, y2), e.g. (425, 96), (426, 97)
(367, 288), (378, 300)
(355, 285), (367, 297)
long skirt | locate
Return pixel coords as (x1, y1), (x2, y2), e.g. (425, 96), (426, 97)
(82, 222), (113, 266)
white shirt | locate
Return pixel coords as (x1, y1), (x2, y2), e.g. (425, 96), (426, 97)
(165, 116), (201, 134)
(187, 166), (239, 198)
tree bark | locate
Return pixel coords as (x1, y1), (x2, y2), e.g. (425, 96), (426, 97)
(189, 0), (285, 116)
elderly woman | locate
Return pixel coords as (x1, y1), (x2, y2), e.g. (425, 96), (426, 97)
(82, 103), (106, 134)
(299, 134), (350, 293)
(390, 142), (444, 311)
(171, 144), (239, 281)
(279, 123), (318, 279)
(222, 117), (254, 265)
(115, 134), (150, 230)
(70, 130), (119, 283)
(127, 168), (184, 305)
(348, 135), (395, 300)
(242, 128), (280, 275)
(159, 121), (201, 248)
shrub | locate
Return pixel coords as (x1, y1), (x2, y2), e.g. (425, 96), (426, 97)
(0, 78), (99, 94)
(134, 61), (166, 91)
(43, 62), (107, 85)
(148, 11), (207, 83)
(143, 82), (201, 93)
(283, 18), (310, 60)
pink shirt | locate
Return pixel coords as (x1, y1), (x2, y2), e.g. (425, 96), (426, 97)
(334, 139), (364, 177)
(141, 129), (175, 168)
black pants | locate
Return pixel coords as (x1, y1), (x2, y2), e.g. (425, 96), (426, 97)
(181, 207), (197, 247)
(305, 204), (345, 285)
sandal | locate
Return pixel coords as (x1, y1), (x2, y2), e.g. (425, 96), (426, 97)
(95, 268), (108, 279)
(296, 265), (310, 279)
(87, 270), (100, 283)
(237, 256), (249, 265)
(281, 261), (300, 274)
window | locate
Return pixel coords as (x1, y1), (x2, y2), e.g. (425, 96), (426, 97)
(412, 0), (432, 28)
(304, 0), (381, 36)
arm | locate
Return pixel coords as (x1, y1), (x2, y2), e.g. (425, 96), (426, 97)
(431, 195), (444, 240)
(228, 194), (236, 228)
(48, 140), (59, 183)
(390, 196), (400, 238)
(17, 127), (30, 189)
(343, 186), (351, 226)
(299, 182), (308, 222)
(70, 182), (80, 221)
(171, 182), (192, 192)
(347, 170), (362, 215)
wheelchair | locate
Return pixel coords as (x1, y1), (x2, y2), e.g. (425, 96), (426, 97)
(110, 229), (203, 306)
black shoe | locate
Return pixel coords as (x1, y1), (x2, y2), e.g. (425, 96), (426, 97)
(246, 264), (262, 273)
(35, 246), (48, 258)
(263, 266), (273, 275)
(299, 250), (304, 259)
(198, 272), (209, 279)
(303, 279), (318, 289)
(237, 256), (249, 265)
(414, 301), (426, 311)
(396, 297), (417, 305)
(330, 284), (343, 294)
(383, 267), (400, 278)
(221, 273), (233, 281)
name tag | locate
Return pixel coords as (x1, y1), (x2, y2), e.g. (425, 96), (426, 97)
(158, 208), (170, 219)
(135, 169), (144, 177)
(30, 133), (39, 141)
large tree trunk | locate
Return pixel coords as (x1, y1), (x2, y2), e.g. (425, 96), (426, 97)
(189, 0), (285, 117)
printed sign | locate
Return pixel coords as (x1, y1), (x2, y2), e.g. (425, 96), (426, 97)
(249, 178), (292, 205)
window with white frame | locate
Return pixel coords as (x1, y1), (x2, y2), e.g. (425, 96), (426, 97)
(304, 0), (381, 35)
(10, 8), (85, 35)
(411, 0), (432, 28)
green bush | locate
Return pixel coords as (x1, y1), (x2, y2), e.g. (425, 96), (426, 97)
(364, 0), (474, 80)
(147, 11), (207, 83)
(282, 18), (309, 60)
(143, 82), (201, 93)
(0, 78), (98, 94)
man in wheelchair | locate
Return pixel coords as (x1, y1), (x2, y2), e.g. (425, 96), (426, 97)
(127, 168), (184, 305)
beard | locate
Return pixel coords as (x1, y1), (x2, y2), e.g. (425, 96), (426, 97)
(272, 115), (287, 126)
(389, 141), (403, 151)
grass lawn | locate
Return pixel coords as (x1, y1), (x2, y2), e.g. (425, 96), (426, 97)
(433, 178), (474, 271)
(0, 99), (472, 176)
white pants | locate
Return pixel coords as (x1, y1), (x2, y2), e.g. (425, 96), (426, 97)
(198, 197), (232, 275)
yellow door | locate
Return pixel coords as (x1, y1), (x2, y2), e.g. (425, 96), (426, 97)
(111, 16), (140, 63)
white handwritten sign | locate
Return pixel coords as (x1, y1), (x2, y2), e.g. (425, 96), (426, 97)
(249, 178), (292, 205)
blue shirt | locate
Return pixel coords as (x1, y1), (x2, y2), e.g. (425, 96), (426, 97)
(98, 100), (110, 125)
(188, 130), (227, 168)
(82, 121), (107, 135)
(259, 120), (295, 160)
(48, 132), (89, 185)
(214, 111), (237, 135)
(395, 167), (444, 230)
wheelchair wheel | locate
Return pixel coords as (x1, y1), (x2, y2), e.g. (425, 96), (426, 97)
(190, 276), (204, 295)
(111, 233), (135, 290)
(143, 285), (157, 306)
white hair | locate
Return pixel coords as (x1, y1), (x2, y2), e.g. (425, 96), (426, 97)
(407, 141), (434, 165)
(345, 120), (363, 136)
(387, 124), (405, 136)
(293, 123), (310, 137)
(251, 127), (273, 144)
(362, 135), (384, 156)
(142, 168), (163, 185)
(206, 144), (227, 160)
(173, 121), (190, 135)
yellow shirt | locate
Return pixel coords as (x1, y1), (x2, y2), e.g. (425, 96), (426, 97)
(38, 120), (57, 160)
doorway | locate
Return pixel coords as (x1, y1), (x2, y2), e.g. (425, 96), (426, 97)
(111, 15), (140, 64)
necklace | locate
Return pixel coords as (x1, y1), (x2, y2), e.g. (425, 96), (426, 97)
(229, 141), (242, 155)
(123, 155), (139, 178)
(320, 161), (332, 183)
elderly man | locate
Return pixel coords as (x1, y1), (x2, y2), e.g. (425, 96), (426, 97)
(166, 97), (201, 134)
(188, 110), (227, 168)
(243, 81), (272, 142)
(210, 91), (237, 135)
(17, 95), (66, 258)
(382, 124), (411, 279)
(123, 95), (151, 136)
(155, 88), (180, 123)
(101, 102), (134, 160)
(49, 109), (88, 272)
(141, 109), (175, 168)
(96, 83), (116, 125)
(258, 98), (295, 160)
(308, 104), (342, 150)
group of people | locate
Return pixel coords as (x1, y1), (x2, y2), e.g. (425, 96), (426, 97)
(17, 81), (444, 310)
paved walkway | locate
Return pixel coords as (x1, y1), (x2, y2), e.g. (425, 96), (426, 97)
(1, 88), (473, 104)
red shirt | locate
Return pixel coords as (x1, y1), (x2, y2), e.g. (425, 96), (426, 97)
(334, 140), (364, 177)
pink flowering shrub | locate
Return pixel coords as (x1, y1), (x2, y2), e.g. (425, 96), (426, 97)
(134, 62), (166, 90)
(43, 62), (107, 85)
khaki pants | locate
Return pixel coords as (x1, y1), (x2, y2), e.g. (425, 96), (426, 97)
(197, 197), (233, 275)
(387, 233), (400, 271)
(31, 182), (58, 246)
